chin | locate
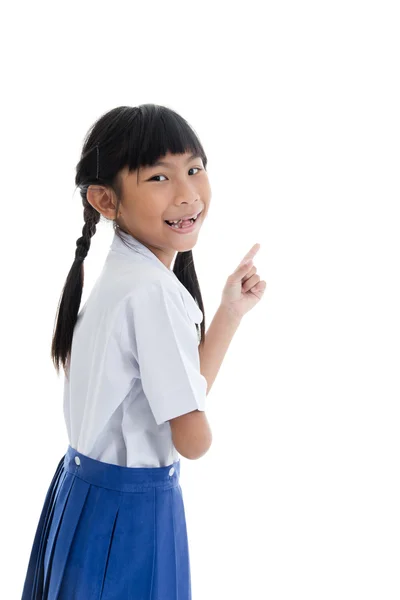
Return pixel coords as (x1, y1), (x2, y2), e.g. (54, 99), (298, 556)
(174, 240), (197, 253)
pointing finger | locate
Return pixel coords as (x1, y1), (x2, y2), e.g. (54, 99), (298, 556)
(240, 243), (260, 266)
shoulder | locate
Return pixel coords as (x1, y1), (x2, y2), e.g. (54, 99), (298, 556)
(126, 270), (202, 325)
(103, 252), (203, 325)
(125, 277), (186, 319)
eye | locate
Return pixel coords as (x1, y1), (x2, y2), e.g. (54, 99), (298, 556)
(148, 167), (202, 182)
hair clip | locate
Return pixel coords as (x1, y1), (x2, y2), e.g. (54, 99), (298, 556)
(96, 144), (100, 179)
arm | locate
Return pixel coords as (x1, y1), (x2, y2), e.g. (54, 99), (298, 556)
(170, 244), (266, 460)
(198, 242), (266, 394)
(199, 305), (242, 395)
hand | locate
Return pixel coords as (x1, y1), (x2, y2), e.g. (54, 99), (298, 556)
(220, 243), (267, 320)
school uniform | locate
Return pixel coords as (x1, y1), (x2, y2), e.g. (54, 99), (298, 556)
(21, 228), (208, 599)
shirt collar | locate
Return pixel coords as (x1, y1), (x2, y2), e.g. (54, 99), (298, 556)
(110, 227), (176, 277)
(109, 227), (204, 325)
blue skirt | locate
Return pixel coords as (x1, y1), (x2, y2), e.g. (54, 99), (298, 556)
(21, 445), (191, 599)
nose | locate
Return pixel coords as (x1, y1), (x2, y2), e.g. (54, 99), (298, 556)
(175, 193), (201, 208)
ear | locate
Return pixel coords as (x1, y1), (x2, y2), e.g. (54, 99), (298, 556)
(87, 185), (117, 220)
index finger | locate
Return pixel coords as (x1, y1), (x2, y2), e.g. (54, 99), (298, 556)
(240, 243), (261, 265)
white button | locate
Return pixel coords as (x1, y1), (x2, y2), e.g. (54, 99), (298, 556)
(169, 467), (175, 477)
(75, 456), (80, 466)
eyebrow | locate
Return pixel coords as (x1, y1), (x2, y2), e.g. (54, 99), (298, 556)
(149, 153), (201, 168)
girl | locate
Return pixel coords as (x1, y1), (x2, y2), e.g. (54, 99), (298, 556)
(21, 104), (266, 599)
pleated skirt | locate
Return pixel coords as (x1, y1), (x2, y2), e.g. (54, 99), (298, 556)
(21, 445), (191, 599)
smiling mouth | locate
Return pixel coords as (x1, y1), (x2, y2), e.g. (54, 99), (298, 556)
(164, 210), (202, 229)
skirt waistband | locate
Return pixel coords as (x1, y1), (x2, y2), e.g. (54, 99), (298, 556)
(63, 445), (181, 492)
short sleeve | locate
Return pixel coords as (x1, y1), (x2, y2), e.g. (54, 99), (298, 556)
(125, 280), (207, 426)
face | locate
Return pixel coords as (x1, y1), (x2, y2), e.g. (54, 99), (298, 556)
(88, 150), (211, 269)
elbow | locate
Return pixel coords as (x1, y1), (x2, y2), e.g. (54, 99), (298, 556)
(183, 436), (213, 460)
(169, 409), (212, 461)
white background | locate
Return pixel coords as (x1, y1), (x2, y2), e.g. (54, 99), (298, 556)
(1, 1), (399, 598)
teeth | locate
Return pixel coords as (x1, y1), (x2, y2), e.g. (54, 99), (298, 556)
(166, 212), (199, 225)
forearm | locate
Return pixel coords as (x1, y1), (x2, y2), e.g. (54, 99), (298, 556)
(199, 305), (242, 395)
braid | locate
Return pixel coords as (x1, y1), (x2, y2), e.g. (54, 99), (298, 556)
(75, 197), (101, 263)
(51, 192), (101, 376)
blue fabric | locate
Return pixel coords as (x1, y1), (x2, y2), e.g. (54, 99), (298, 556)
(21, 445), (191, 599)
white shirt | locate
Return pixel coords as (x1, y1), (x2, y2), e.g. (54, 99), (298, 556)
(63, 228), (207, 467)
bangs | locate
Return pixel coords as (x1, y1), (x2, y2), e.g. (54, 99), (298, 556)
(126, 105), (208, 179)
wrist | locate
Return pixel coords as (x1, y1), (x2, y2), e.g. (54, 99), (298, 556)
(217, 303), (243, 327)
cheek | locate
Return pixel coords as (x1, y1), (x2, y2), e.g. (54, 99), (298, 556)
(199, 177), (212, 198)
(134, 197), (166, 220)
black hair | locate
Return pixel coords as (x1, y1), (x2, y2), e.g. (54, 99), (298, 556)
(51, 104), (208, 377)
